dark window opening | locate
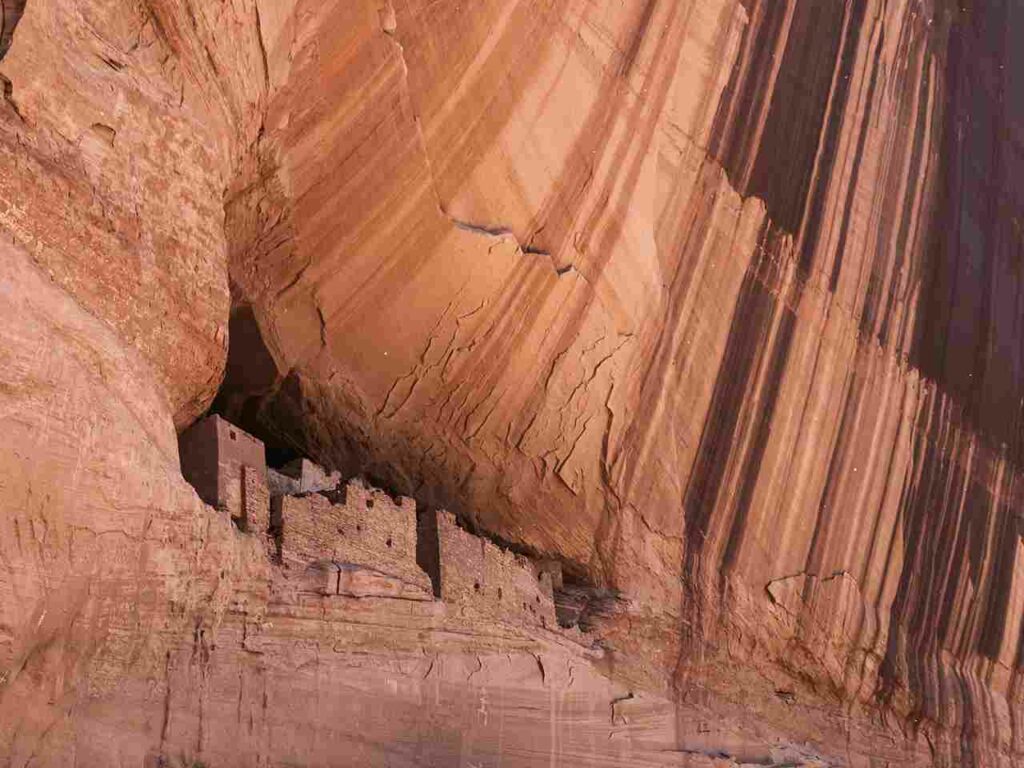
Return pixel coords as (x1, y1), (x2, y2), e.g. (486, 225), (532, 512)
(415, 505), (442, 598)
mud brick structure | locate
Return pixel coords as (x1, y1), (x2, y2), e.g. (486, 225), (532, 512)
(280, 457), (341, 494)
(535, 559), (564, 591)
(274, 479), (431, 594)
(274, 494), (335, 563)
(240, 465), (278, 559)
(180, 419), (560, 622)
(178, 414), (266, 520)
(435, 511), (556, 629)
(267, 467), (300, 497)
(241, 465), (270, 534)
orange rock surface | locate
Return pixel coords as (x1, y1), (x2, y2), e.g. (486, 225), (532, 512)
(0, 0), (1022, 765)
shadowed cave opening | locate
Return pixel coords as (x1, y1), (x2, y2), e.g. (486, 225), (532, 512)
(181, 302), (616, 627)
(0, 0), (26, 61)
(205, 304), (301, 469)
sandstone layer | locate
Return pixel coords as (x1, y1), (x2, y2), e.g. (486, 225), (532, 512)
(0, 0), (1022, 766)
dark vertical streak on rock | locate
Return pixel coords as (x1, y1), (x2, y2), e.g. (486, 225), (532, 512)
(620, 0), (658, 79)
(684, 229), (795, 584)
(708, 1), (790, 187)
(711, 1), (862, 239)
(875, 46), (933, 345)
(912, 1), (1024, 454)
(880, 389), (1024, 762)
(721, 304), (795, 575)
(803, 368), (858, 579)
(683, 271), (766, 556)
(825, 20), (881, 291)
(978, 484), (1021, 660)
(800, 0), (869, 282)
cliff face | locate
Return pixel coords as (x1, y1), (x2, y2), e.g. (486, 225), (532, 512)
(0, 0), (1022, 765)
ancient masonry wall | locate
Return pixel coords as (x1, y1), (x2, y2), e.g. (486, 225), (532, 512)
(417, 509), (441, 597)
(180, 418), (565, 628)
(242, 465), (276, 558)
(280, 457), (341, 493)
(179, 414), (266, 520)
(213, 416), (265, 520)
(242, 465), (270, 534)
(178, 417), (220, 508)
(436, 511), (557, 629)
(275, 479), (430, 592)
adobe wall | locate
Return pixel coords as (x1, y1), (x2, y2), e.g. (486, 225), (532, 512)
(211, 415), (265, 519)
(182, 422), (563, 625)
(535, 560), (564, 591)
(276, 479), (429, 593)
(242, 465), (270, 533)
(275, 494), (335, 563)
(182, 420), (562, 625)
(242, 465), (277, 558)
(338, 479), (419, 582)
(267, 467), (300, 496)
(280, 458), (341, 494)
(179, 414), (266, 521)
(416, 508), (441, 597)
(178, 416), (220, 508)
(435, 511), (556, 629)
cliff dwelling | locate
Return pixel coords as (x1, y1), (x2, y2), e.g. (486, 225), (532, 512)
(1, 0), (1023, 766)
(179, 415), (571, 627)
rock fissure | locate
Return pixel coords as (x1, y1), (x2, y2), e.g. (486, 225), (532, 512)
(2, 0), (1024, 764)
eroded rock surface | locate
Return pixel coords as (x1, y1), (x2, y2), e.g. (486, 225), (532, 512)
(0, 0), (1022, 765)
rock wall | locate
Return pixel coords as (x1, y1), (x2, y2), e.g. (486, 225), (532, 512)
(214, 1), (1024, 760)
(0, 0), (1021, 765)
(274, 479), (429, 594)
(435, 511), (558, 630)
(241, 465), (271, 539)
(179, 415), (267, 519)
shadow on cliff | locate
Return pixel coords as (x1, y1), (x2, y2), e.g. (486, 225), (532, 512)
(0, 0), (26, 61)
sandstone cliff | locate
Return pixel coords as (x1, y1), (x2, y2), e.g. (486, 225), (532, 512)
(0, 0), (1021, 765)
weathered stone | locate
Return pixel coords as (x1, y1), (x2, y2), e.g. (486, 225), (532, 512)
(0, 0), (1023, 765)
(435, 511), (557, 630)
(279, 457), (342, 494)
(276, 479), (430, 596)
(179, 414), (267, 521)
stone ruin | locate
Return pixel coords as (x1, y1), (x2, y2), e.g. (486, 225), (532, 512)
(268, 457), (342, 497)
(178, 416), (562, 629)
(179, 415), (266, 524)
(273, 479), (432, 599)
(432, 511), (557, 629)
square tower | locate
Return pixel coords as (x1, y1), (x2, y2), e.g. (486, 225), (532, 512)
(179, 415), (267, 520)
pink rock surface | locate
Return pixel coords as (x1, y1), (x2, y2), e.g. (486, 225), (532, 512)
(0, 0), (1022, 765)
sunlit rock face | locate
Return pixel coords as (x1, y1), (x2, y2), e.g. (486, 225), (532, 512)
(0, 0), (1022, 765)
